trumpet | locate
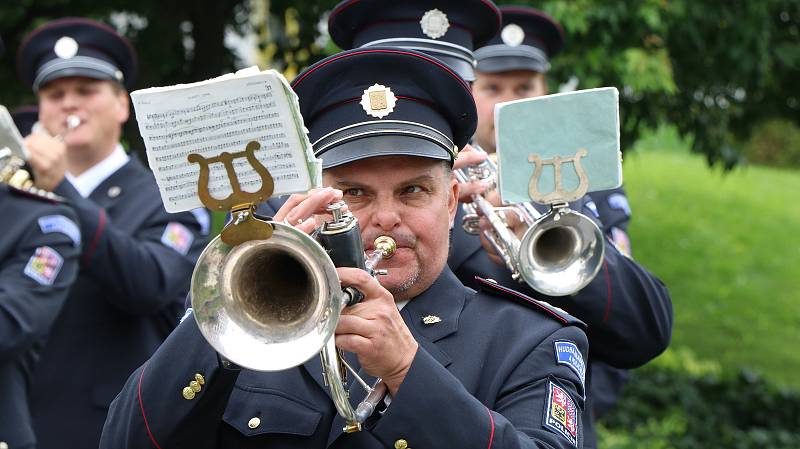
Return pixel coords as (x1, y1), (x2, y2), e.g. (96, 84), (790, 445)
(191, 200), (396, 432)
(1, 114), (80, 200)
(455, 146), (604, 296)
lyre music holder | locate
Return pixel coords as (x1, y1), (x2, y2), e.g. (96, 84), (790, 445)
(528, 148), (589, 204)
(188, 140), (274, 246)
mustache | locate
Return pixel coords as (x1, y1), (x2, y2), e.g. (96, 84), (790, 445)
(361, 230), (416, 250)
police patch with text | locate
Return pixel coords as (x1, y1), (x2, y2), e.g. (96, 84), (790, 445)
(543, 380), (579, 447)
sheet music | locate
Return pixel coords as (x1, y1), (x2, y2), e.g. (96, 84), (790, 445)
(0, 106), (29, 159)
(132, 67), (321, 213)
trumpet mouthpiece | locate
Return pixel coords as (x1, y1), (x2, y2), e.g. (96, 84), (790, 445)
(66, 115), (81, 129)
(374, 236), (397, 259)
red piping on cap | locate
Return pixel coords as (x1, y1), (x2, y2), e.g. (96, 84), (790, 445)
(292, 48), (471, 95)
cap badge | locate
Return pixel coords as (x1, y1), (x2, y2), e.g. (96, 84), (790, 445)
(360, 83), (397, 119)
(54, 36), (79, 59)
(420, 9), (450, 39)
(501, 24), (526, 47)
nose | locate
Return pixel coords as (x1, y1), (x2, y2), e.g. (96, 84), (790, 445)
(61, 90), (81, 110)
(370, 199), (402, 233)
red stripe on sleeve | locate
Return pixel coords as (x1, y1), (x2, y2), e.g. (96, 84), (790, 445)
(82, 208), (106, 266)
(486, 407), (495, 449)
(137, 362), (163, 449)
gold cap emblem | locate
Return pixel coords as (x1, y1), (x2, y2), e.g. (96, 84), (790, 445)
(501, 24), (526, 47)
(54, 36), (79, 59)
(360, 83), (397, 119)
(420, 9), (450, 39)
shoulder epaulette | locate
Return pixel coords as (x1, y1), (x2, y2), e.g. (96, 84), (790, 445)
(475, 277), (587, 329)
(7, 184), (65, 204)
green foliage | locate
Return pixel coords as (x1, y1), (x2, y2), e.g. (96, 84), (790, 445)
(504, 0), (800, 168)
(598, 348), (800, 449)
(624, 132), (800, 388)
(743, 118), (800, 168)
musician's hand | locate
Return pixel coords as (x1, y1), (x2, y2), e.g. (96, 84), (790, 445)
(335, 267), (418, 396)
(477, 207), (528, 267)
(24, 133), (67, 192)
(272, 187), (348, 235)
(453, 143), (491, 203)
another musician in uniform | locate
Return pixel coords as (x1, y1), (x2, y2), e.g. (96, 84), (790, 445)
(0, 185), (80, 449)
(16, 18), (208, 449)
(467, 6), (668, 446)
(101, 47), (590, 449)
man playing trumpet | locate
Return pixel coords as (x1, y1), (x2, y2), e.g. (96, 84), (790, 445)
(101, 47), (589, 449)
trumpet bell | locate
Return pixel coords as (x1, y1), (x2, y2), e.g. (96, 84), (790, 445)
(191, 222), (344, 371)
(518, 208), (605, 296)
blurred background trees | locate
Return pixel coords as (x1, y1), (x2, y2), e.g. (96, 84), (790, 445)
(1, 0), (797, 167)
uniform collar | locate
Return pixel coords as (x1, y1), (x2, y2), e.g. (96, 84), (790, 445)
(65, 144), (129, 198)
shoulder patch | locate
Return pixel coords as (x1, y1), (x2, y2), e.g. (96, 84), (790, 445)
(475, 277), (586, 329)
(607, 192), (631, 216)
(554, 340), (586, 393)
(38, 215), (81, 247)
(584, 200), (600, 218)
(161, 222), (194, 255)
(24, 246), (64, 286)
(543, 379), (579, 447)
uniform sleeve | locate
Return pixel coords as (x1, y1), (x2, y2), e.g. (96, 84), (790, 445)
(54, 179), (208, 315)
(452, 202), (671, 369)
(370, 326), (589, 449)
(100, 315), (240, 449)
(0, 206), (79, 361)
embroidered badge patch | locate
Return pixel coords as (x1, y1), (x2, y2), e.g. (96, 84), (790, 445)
(161, 222), (194, 255)
(584, 200), (600, 218)
(38, 215), (81, 247)
(543, 380), (579, 447)
(24, 246), (64, 286)
(608, 192), (631, 216)
(554, 340), (586, 389)
(501, 23), (525, 47)
(360, 84), (397, 119)
(610, 227), (632, 257)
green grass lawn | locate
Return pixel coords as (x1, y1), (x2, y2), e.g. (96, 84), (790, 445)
(623, 134), (800, 388)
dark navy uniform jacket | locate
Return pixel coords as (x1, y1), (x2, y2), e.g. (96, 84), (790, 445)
(586, 187), (634, 420)
(28, 156), (208, 449)
(101, 268), (589, 449)
(0, 185), (80, 449)
(449, 195), (670, 447)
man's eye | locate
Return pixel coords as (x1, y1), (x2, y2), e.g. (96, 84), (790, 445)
(343, 188), (364, 197)
(404, 185), (424, 194)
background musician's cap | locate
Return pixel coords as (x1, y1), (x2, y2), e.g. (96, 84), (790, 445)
(291, 47), (476, 169)
(17, 17), (138, 91)
(327, 0), (501, 82)
(475, 6), (564, 74)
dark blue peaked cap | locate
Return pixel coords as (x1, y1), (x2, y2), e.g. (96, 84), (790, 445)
(291, 47), (477, 169)
(476, 6), (564, 74)
(328, 0), (501, 82)
(17, 18), (138, 91)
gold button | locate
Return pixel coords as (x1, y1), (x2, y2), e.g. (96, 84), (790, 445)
(195, 373), (205, 385)
(189, 380), (202, 392)
(394, 439), (408, 449)
(248, 417), (261, 429)
(182, 386), (196, 400)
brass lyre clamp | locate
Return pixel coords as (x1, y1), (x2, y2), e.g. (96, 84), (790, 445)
(528, 148), (590, 204)
(187, 141), (275, 246)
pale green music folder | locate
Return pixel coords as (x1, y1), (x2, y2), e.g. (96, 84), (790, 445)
(495, 87), (622, 205)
